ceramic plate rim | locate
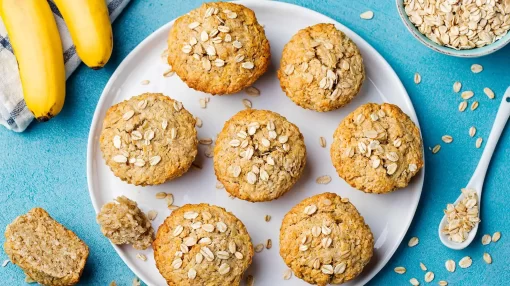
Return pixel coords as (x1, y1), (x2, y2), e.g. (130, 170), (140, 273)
(87, 1), (425, 285)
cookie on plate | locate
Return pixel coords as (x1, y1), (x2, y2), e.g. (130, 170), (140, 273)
(99, 93), (198, 186)
(4, 208), (89, 286)
(279, 193), (374, 286)
(213, 109), (306, 202)
(330, 103), (423, 194)
(96, 196), (154, 250)
(167, 2), (271, 95)
(153, 203), (253, 286)
(278, 23), (365, 112)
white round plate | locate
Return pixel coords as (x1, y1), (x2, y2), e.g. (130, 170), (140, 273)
(87, 1), (425, 285)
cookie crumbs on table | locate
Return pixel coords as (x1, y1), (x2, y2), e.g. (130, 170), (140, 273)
(97, 196), (154, 250)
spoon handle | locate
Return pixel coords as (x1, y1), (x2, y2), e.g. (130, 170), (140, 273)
(468, 87), (510, 190)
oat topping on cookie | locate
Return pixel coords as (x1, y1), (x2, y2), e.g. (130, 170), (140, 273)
(214, 109), (306, 202)
(278, 23), (364, 112)
(168, 2), (270, 95)
(97, 196), (154, 250)
(331, 103), (423, 194)
(153, 204), (253, 286)
(280, 193), (374, 286)
(99, 93), (198, 186)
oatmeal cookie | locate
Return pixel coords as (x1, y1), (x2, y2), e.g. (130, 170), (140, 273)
(97, 196), (154, 250)
(167, 2), (270, 95)
(278, 23), (365, 112)
(213, 109), (306, 202)
(99, 93), (198, 186)
(4, 208), (89, 286)
(279, 193), (374, 286)
(330, 103), (423, 194)
(153, 204), (253, 286)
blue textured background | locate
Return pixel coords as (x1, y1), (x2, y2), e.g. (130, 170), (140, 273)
(1, 0), (509, 285)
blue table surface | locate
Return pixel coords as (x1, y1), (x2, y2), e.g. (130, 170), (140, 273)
(1, 0), (509, 285)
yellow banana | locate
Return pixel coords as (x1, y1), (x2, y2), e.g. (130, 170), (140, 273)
(0, 0), (66, 121)
(54, 0), (113, 69)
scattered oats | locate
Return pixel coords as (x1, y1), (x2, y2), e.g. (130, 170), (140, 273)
(360, 10), (374, 20)
(471, 101), (479, 111)
(173, 101), (182, 112)
(459, 101), (467, 112)
(163, 69), (174, 77)
(461, 91), (474, 100)
(265, 215), (271, 222)
(215, 181), (224, 189)
(166, 193), (174, 206)
(442, 135), (453, 143)
(319, 136), (326, 148)
(147, 210), (157, 221)
(283, 269), (292, 280)
(245, 86), (260, 96)
(483, 252), (492, 264)
(439, 281), (448, 286)
(195, 117), (203, 128)
(459, 256), (472, 268)
(432, 145), (441, 154)
(123, 110), (135, 121)
(420, 262), (427, 271)
(484, 87), (495, 99)
(316, 175), (332, 184)
(136, 253), (147, 261)
(471, 64), (483, 74)
(255, 243), (264, 253)
(469, 126), (477, 137)
(246, 275), (255, 286)
(492, 231), (501, 242)
(425, 271), (434, 283)
(242, 99), (252, 109)
(2, 260), (9, 267)
(140, 80), (150, 85)
(414, 72), (421, 84)
(242, 62), (254, 69)
(482, 234), (492, 245)
(304, 204), (317, 215)
(199, 98), (207, 108)
(199, 138), (213, 145)
(408, 237), (419, 247)
(410, 278), (420, 286)
(476, 137), (483, 148)
(321, 264), (334, 275)
(453, 82), (462, 93)
(394, 266), (406, 274)
(266, 239), (272, 249)
(445, 259), (455, 272)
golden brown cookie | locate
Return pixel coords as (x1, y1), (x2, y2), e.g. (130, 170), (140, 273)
(96, 196), (154, 250)
(153, 204), (253, 286)
(99, 93), (198, 186)
(167, 2), (270, 95)
(4, 208), (89, 286)
(330, 103), (424, 194)
(278, 23), (365, 112)
(213, 109), (306, 202)
(279, 193), (374, 286)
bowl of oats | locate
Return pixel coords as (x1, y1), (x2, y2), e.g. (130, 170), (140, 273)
(397, 0), (510, 57)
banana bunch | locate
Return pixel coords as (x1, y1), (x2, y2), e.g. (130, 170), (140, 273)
(0, 0), (113, 121)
